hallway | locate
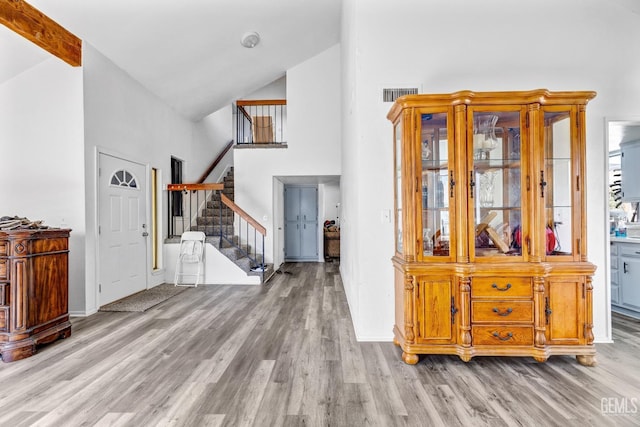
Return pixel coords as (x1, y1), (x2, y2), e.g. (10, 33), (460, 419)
(0, 262), (638, 426)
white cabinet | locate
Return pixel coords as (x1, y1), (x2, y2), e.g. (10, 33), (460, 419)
(621, 140), (640, 201)
(284, 185), (318, 261)
(611, 240), (640, 319)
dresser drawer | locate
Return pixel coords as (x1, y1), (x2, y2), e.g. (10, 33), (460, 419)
(0, 283), (6, 306)
(472, 326), (533, 346)
(471, 301), (533, 323)
(471, 277), (532, 298)
(0, 307), (7, 332)
(0, 259), (6, 280)
(0, 241), (6, 256)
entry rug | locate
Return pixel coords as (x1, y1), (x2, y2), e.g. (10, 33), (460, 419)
(99, 283), (188, 312)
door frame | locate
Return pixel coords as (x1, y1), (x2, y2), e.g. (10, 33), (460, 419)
(95, 147), (151, 309)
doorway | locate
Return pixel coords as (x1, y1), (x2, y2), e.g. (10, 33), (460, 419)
(98, 153), (148, 305)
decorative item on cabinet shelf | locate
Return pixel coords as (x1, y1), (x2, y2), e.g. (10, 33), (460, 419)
(473, 114), (499, 160)
(423, 228), (433, 255)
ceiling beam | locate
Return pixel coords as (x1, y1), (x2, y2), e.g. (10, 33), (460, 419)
(0, 0), (81, 66)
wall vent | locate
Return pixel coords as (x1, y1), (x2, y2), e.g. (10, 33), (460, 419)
(383, 87), (419, 103)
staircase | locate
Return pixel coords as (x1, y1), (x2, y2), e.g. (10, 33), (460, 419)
(194, 167), (273, 281)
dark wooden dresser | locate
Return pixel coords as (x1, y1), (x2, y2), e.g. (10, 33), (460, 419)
(0, 229), (71, 362)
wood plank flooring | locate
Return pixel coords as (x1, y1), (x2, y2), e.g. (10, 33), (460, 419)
(1, 262), (639, 426)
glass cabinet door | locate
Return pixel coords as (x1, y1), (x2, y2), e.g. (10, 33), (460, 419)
(470, 109), (524, 259)
(542, 108), (575, 259)
(394, 121), (404, 256)
(418, 111), (452, 259)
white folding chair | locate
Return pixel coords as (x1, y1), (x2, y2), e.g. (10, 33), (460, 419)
(174, 231), (206, 287)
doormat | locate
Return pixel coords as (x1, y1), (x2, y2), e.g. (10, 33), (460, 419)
(99, 283), (188, 312)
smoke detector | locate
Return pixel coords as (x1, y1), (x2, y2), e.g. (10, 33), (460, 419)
(240, 32), (260, 48)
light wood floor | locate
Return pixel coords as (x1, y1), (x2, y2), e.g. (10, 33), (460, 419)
(1, 262), (639, 426)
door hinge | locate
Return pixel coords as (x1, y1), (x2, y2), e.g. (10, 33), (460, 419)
(98, 225), (101, 235)
(576, 112), (580, 128)
(526, 111), (530, 128)
(99, 283), (102, 293)
(576, 175), (580, 192)
(583, 323), (587, 339)
(582, 283), (586, 299)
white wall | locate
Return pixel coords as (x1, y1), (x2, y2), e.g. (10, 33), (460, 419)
(193, 105), (235, 182)
(234, 44), (342, 265)
(82, 43), (228, 314)
(164, 243), (261, 285)
(242, 76), (286, 100)
(341, 0), (640, 342)
(0, 57), (85, 312)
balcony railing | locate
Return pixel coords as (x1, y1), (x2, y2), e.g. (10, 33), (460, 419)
(235, 99), (286, 145)
(167, 183), (266, 277)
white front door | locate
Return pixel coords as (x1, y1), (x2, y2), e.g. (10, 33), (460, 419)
(98, 153), (148, 305)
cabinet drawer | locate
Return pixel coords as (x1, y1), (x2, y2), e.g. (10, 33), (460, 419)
(471, 301), (533, 323)
(0, 259), (6, 280)
(620, 245), (640, 258)
(0, 241), (6, 256)
(0, 307), (6, 332)
(472, 326), (533, 346)
(0, 283), (6, 305)
(471, 277), (532, 298)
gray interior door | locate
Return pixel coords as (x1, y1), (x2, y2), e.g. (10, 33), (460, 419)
(284, 185), (318, 260)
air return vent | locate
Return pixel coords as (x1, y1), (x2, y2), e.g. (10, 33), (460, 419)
(383, 87), (419, 102)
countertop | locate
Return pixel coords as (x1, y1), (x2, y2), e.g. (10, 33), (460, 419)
(611, 236), (640, 244)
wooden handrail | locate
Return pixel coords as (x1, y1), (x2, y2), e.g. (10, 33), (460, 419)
(236, 99), (286, 106)
(221, 193), (266, 236)
(167, 183), (224, 191)
(197, 140), (234, 184)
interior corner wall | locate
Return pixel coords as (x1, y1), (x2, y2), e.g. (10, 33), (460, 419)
(0, 57), (86, 314)
(340, 0), (364, 337)
(193, 105), (234, 182)
(233, 44), (342, 265)
(82, 43), (216, 314)
(342, 0), (640, 342)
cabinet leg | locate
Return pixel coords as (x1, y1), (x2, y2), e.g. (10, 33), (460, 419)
(402, 352), (419, 365)
(459, 354), (472, 362)
(576, 354), (597, 367)
(393, 337), (400, 347)
(533, 355), (548, 363)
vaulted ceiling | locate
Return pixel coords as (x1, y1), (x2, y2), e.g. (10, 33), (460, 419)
(1, 0), (342, 120)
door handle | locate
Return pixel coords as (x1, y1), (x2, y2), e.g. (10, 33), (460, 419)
(624, 262), (629, 274)
(142, 232), (149, 237)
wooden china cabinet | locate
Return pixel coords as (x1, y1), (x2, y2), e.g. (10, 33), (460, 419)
(387, 90), (597, 366)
